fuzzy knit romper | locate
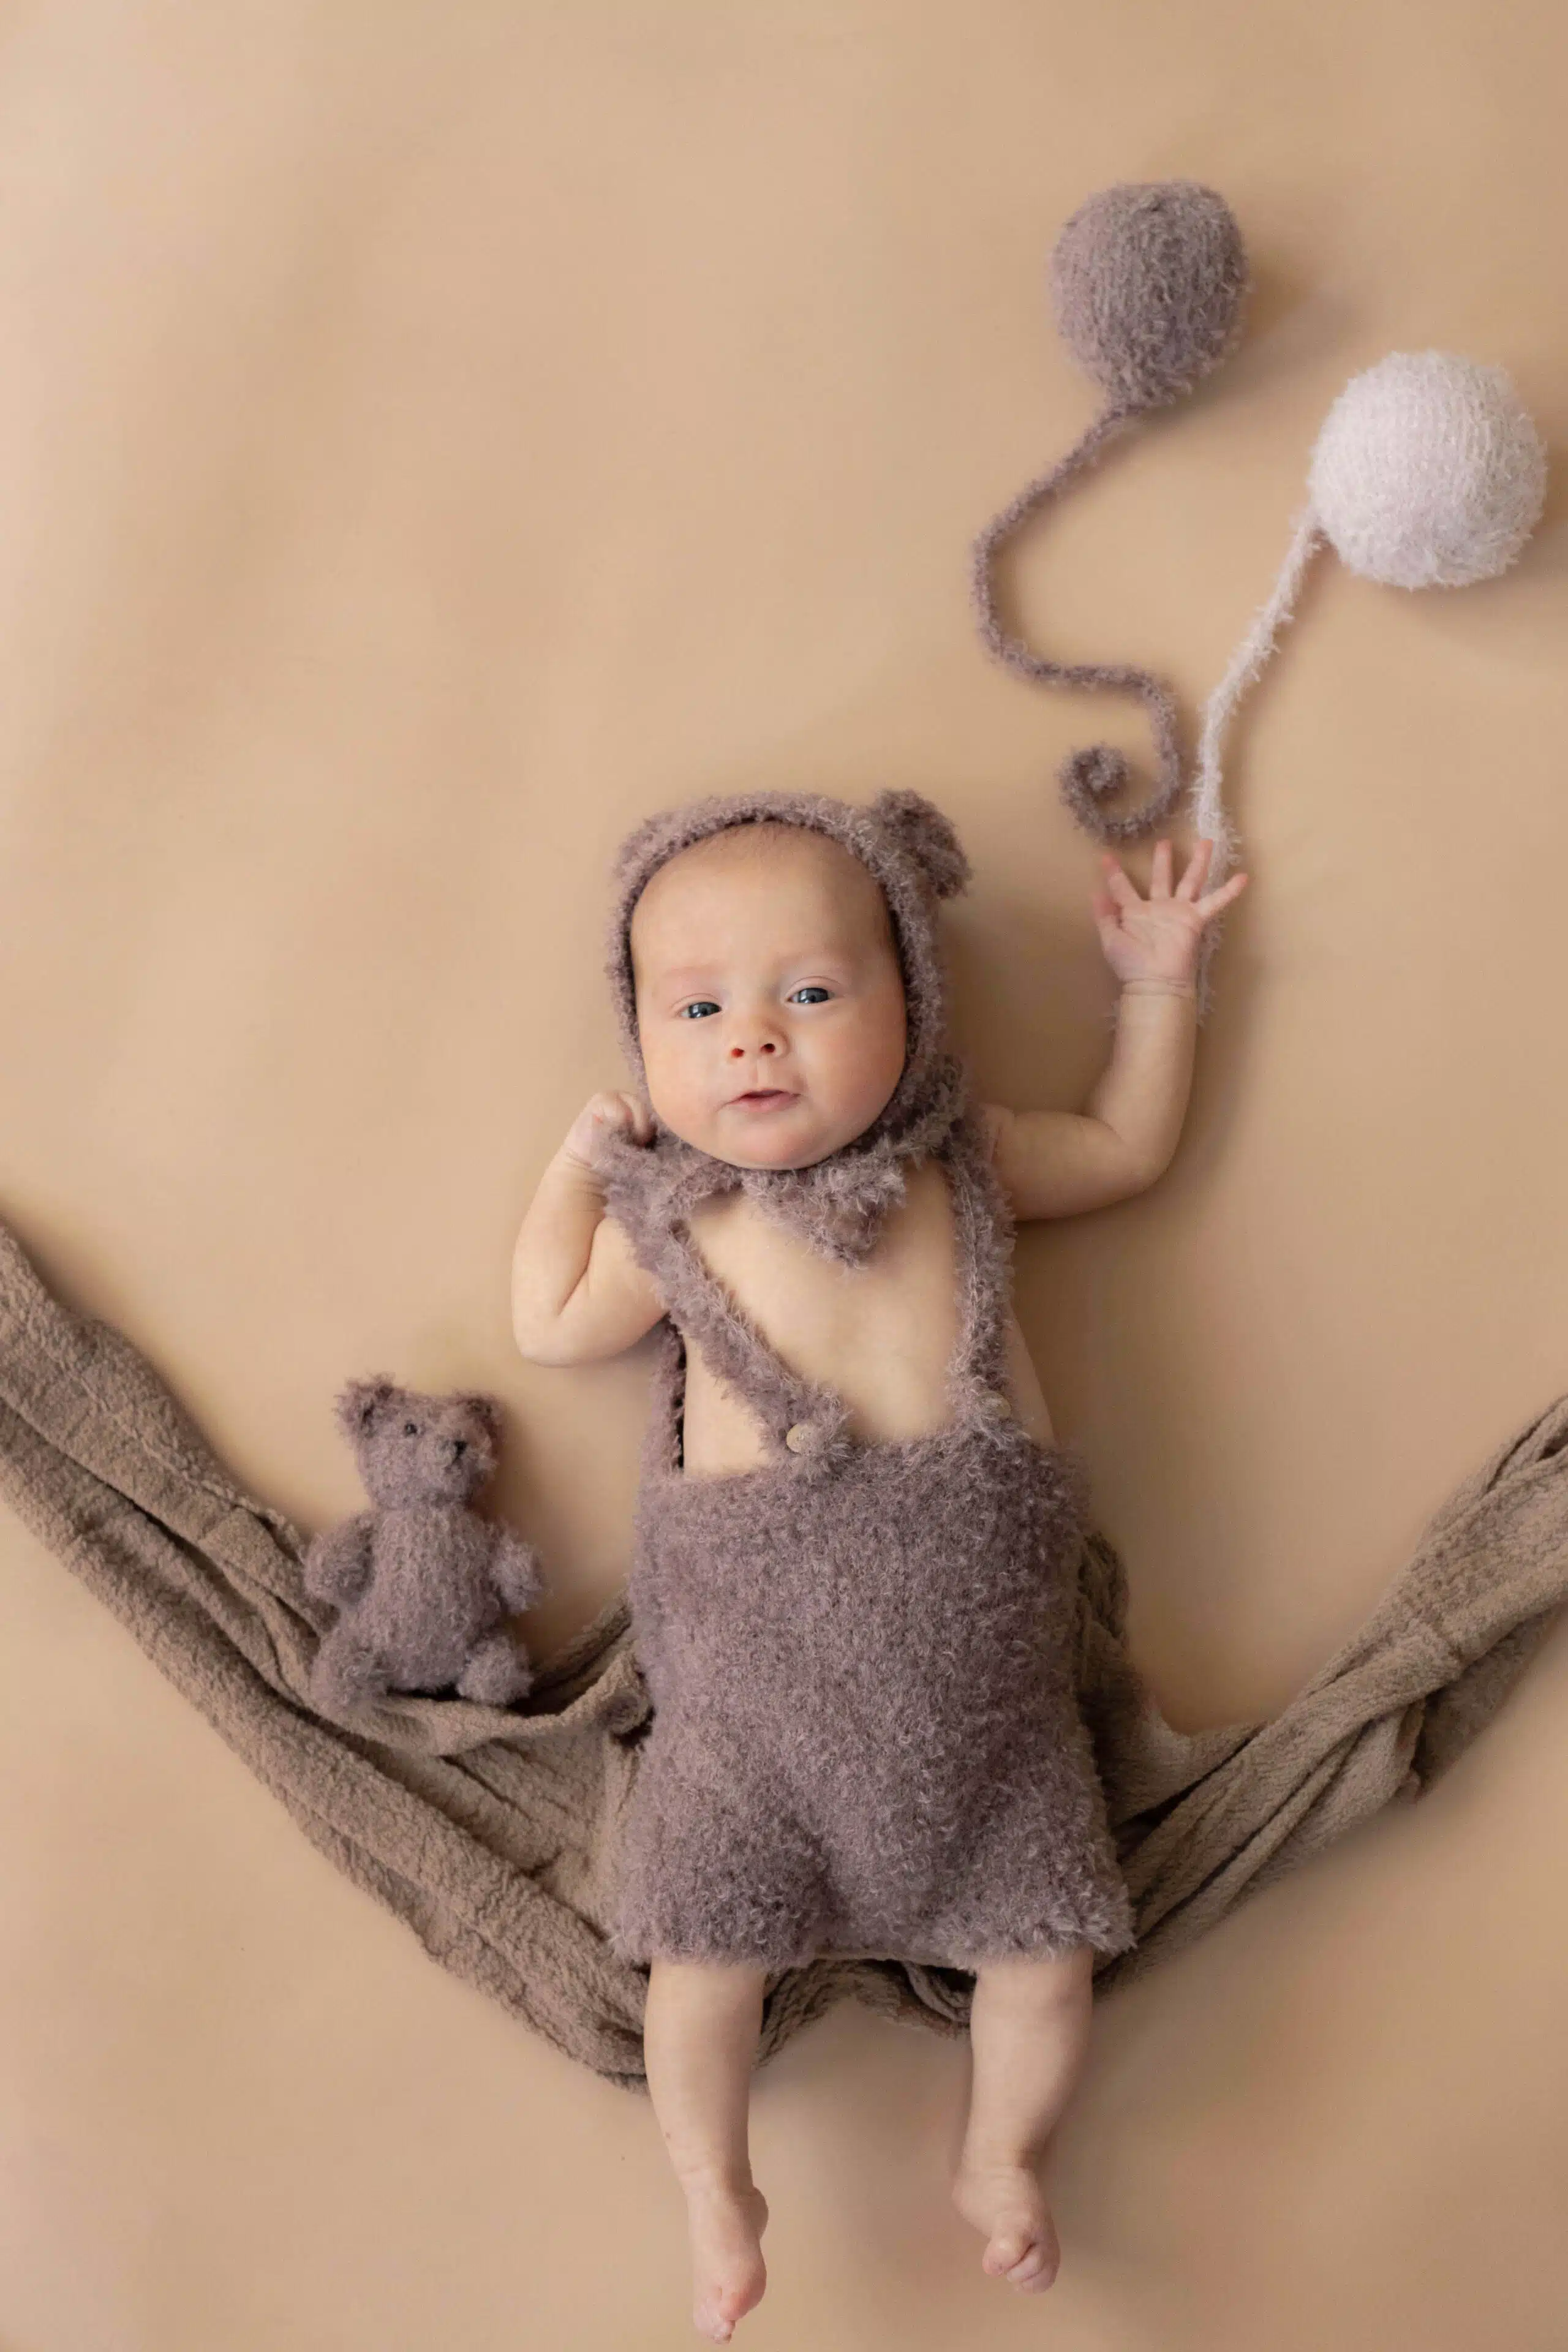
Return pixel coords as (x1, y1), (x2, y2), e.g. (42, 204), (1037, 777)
(595, 787), (1137, 1975)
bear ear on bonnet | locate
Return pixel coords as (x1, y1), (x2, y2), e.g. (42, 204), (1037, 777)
(870, 788), (973, 900)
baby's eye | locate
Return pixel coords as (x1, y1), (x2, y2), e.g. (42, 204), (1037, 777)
(788, 986), (831, 1005)
(677, 1000), (720, 1020)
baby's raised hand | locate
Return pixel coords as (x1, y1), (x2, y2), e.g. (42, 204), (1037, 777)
(1090, 837), (1249, 991)
(560, 1089), (654, 1177)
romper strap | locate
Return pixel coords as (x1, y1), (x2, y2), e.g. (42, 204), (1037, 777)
(942, 1104), (1020, 1407)
(595, 1110), (1021, 1464)
(661, 1222), (855, 1464)
(595, 1129), (851, 1466)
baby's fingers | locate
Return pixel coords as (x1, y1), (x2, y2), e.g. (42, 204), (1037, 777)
(1090, 888), (1126, 948)
(1098, 852), (1142, 911)
(1174, 838), (1215, 900)
(622, 1091), (655, 1144)
(601, 1089), (654, 1145)
(1196, 871), (1250, 919)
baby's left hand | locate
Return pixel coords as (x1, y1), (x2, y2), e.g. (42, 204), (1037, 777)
(1091, 837), (1249, 990)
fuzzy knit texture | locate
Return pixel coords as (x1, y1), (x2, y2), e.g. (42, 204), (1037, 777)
(1187, 503), (1324, 1021)
(303, 1378), (544, 1716)
(597, 1096), (1135, 1970)
(2, 1204), (1567, 2087)
(1189, 350), (1548, 1019)
(970, 180), (1250, 845)
(1308, 350), (1547, 592)
(596, 783), (1136, 1966)
(602, 784), (973, 1266)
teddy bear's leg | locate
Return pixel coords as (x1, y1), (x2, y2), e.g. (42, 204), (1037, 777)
(455, 1629), (533, 1707)
(309, 1621), (390, 1714)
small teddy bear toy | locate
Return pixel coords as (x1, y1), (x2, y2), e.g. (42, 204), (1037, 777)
(303, 1375), (545, 1714)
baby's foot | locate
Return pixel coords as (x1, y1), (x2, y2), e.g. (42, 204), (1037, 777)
(952, 2159), (1061, 2292)
(681, 2174), (770, 2343)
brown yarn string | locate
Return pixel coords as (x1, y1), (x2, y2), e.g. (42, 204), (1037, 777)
(970, 398), (1185, 845)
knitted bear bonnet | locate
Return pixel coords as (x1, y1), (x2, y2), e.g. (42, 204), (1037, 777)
(597, 786), (976, 1267)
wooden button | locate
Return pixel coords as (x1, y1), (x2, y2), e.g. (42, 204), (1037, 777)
(784, 1422), (812, 1453)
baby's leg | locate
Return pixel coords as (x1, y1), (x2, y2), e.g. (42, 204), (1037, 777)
(643, 1958), (771, 2345)
(951, 1942), (1095, 2293)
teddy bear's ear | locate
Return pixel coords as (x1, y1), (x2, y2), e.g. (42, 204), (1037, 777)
(333, 1375), (398, 1441)
(453, 1392), (503, 1443)
(869, 790), (972, 900)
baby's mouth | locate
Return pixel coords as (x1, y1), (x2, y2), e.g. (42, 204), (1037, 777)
(728, 1088), (798, 1111)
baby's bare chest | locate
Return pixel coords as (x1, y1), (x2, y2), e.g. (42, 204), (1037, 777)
(677, 1161), (1054, 1475)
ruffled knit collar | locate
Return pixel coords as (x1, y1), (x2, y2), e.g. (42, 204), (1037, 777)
(594, 1050), (971, 1269)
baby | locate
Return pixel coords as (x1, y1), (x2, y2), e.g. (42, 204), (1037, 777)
(511, 788), (1245, 2342)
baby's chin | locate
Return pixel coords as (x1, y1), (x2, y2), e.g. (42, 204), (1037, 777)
(663, 1101), (872, 1171)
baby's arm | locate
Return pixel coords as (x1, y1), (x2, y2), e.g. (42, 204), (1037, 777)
(984, 836), (1248, 1221)
(511, 1093), (666, 1365)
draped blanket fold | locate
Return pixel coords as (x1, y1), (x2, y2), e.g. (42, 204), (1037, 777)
(1, 1210), (1564, 2090)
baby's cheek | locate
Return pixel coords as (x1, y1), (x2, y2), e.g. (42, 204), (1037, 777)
(837, 1022), (906, 1126)
(640, 1055), (717, 1152)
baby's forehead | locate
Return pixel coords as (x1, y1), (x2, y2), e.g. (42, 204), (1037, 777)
(629, 823), (891, 943)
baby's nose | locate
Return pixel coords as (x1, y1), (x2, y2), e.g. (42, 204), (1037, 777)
(728, 1038), (777, 1056)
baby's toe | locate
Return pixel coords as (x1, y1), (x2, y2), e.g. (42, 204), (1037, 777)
(686, 2181), (768, 2342)
(955, 2160), (1062, 2292)
(1000, 2233), (1060, 2291)
(694, 2273), (758, 2343)
(982, 2228), (1031, 2277)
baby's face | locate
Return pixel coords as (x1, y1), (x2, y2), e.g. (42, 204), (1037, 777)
(629, 824), (908, 1169)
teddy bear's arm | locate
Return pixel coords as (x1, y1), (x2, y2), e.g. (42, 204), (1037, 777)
(301, 1513), (375, 1608)
(489, 1526), (546, 1614)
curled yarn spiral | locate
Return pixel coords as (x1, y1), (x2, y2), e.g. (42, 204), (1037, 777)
(970, 179), (1250, 843)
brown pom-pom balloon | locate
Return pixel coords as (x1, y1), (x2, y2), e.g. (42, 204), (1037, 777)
(1052, 181), (1248, 411)
(971, 179), (1251, 843)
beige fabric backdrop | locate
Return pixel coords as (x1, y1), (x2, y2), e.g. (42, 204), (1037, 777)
(2, 3), (1566, 2345)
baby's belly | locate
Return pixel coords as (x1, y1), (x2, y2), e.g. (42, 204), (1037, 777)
(680, 1306), (1056, 1477)
(671, 1166), (1054, 1478)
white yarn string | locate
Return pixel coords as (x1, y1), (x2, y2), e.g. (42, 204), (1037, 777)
(1188, 504), (1323, 1019)
(1185, 352), (1545, 1022)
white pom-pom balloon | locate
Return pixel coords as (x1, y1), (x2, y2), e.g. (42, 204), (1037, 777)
(1308, 350), (1547, 589)
(1188, 347), (1547, 1017)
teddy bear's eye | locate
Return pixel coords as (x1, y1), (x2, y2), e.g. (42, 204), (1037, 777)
(402, 1420), (418, 1436)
